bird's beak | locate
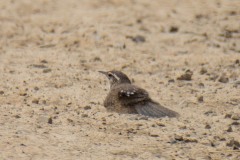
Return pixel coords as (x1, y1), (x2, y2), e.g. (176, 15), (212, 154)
(98, 71), (108, 76)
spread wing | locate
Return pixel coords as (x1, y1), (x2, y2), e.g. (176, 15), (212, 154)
(135, 101), (179, 118)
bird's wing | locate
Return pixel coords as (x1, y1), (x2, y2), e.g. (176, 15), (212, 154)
(134, 101), (179, 118)
(118, 86), (149, 104)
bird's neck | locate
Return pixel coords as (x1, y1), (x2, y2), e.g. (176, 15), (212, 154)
(110, 81), (131, 89)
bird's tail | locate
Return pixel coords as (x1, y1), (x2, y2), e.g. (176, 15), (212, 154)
(134, 101), (179, 118)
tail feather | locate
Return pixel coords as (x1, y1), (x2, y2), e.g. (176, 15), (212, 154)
(134, 101), (179, 118)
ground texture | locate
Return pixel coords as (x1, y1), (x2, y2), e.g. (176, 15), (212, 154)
(0, 0), (240, 159)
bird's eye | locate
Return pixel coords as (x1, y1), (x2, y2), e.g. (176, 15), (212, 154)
(108, 73), (113, 77)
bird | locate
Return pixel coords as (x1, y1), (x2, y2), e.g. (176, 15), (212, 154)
(99, 70), (179, 118)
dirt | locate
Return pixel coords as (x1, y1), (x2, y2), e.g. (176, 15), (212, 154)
(0, 0), (240, 159)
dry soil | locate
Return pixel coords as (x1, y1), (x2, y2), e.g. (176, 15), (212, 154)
(0, 0), (240, 159)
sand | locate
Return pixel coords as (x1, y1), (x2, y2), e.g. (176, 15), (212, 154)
(0, 0), (240, 159)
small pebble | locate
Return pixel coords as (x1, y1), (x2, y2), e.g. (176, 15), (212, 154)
(184, 138), (198, 143)
(67, 118), (74, 123)
(226, 126), (233, 132)
(177, 70), (193, 81)
(174, 135), (184, 141)
(156, 122), (165, 127)
(81, 114), (88, 118)
(19, 92), (27, 96)
(231, 114), (240, 120)
(209, 74), (219, 81)
(40, 60), (48, 63)
(34, 87), (39, 91)
(43, 68), (52, 73)
(231, 121), (239, 125)
(168, 79), (175, 83)
(204, 110), (217, 116)
(226, 139), (240, 150)
(14, 115), (21, 118)
(84, 106), (91, 110)
(48, 117), (53, 124)
(225, 113), (232, 118)
(200, 67), (207, 75)
(169, 26), (178, 33)
(130, 35), (146, 43)
(32, 99), (39, 104)
(93, 57), (102, 62)
(198, 96), (204, 102)
(205, 124), (211, 129)
(218, 75), (229, 83)
(150, 134), (159, 137)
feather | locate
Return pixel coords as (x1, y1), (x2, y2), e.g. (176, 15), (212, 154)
(135, 101), (179, 118)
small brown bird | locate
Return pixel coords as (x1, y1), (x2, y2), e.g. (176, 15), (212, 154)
(99, 70), (179, 118)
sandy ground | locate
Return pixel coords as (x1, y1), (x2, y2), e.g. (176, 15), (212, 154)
(0, 0), (240, 159)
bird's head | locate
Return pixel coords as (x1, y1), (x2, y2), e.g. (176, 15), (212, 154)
(99, 70), (131, 88)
